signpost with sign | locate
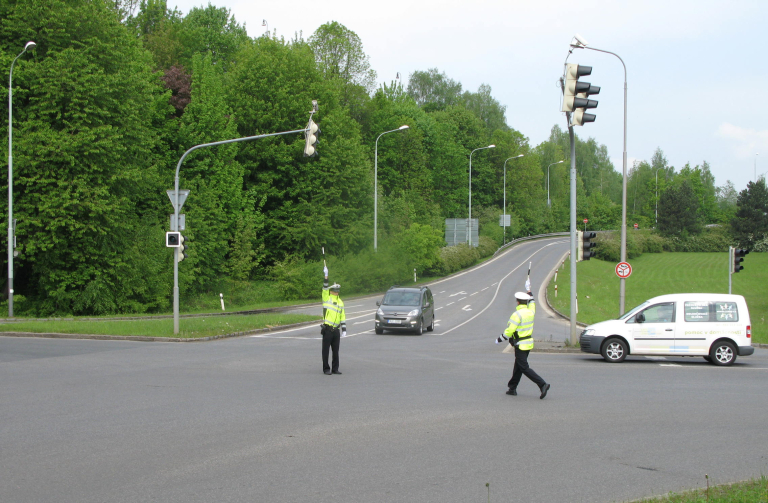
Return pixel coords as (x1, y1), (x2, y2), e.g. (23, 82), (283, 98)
(615, 261), (632, 279)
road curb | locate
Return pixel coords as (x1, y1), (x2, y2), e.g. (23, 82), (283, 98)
(0, 319), (322, 343)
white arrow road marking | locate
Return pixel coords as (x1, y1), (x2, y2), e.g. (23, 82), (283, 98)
(462, 305), (472, 311)
(449, 291), (467, 297)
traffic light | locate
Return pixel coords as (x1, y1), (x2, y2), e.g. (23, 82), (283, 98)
(576, 231), (596, 262)
(166, 231), (181, 247)
(562, 63), (599, 126)
(732, 248), (748, 273)
(178, 234), (189, 263)
(304, 118), (318, 157)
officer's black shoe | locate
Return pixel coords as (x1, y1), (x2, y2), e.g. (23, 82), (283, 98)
(324, 370), (332, 375)
(540, 383), (550, 399)
(506, 388), (517, 396)
(332, 370), (342, 375)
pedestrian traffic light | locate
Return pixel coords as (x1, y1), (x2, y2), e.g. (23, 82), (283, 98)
(178, 234), (189, 262)
(576, 231), (596, 262)
(304, 118), (318, 157)
(166, 231), (181, 247)
(562, 63), (599, 126)
(732, 248), (748, 273)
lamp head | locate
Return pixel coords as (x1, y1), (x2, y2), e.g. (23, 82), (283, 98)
(399, 125), (409, 130)
(262, 19), (267, 26)
(24, 41), (36, 51)
(570, 34), (588, 48)
(516, 154), (524, 158)
(488, 144), (496, 148)
(558, 160), (564, 164)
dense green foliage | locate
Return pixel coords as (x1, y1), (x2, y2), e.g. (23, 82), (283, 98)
(0, 0), (761, 316)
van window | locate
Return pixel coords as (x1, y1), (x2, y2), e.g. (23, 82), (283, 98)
(627, 302), (675, 323)
(684, 301), (739, 322)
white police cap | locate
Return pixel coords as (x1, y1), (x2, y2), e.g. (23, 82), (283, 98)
(514, 291), (532, 301)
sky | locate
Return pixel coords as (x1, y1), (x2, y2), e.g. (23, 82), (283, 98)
(168, 0), (766, 193)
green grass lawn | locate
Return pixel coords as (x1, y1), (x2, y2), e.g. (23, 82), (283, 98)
(634, 476), (768, 502)
(0, 313), (319, 339)
(548, 252), (767, 344)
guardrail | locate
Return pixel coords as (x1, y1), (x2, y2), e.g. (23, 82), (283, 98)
(492, 232), (570, 257)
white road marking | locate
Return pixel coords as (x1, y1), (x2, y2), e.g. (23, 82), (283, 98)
(481, 287), (489, 292)
(470, 292), (478, 296)
(458, 297), (467, 301)
(462, 305), (472, 311)
(435, 307), (444, 311)
(441, 241), (563, 335)
(447, 302), (454, 306)
(660, 364), (681, 367)
(353, 319), (374, 325)
(439, 291), (446, 294)
(449, 291), (467, 297)
(492, 282), (498, 286)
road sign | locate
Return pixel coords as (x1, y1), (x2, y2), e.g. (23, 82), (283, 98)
(633, 223), (639, 229)
(167, 189), (190, 212)
(615, 262), (632, 279)
(583, 218), (588, 224)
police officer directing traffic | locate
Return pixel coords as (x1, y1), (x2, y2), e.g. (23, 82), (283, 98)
(496, 279), (550, 399)
(322, 265), (346, 375)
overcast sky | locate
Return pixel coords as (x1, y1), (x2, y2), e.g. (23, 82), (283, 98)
(168, 0), (766, 192)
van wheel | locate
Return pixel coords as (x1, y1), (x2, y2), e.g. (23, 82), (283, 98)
(375, 327), (383, 335)
(709, 341), (737, 366)
(426, 316), (434, 332)
(602, 338), (627, 363)
(415, 319), (423, 335)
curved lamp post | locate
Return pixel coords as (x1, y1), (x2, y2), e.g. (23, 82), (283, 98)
(502, 154), (524, 244)
(262, 19), (269, 37)
(7, 41), (36, 317)
(546, 160), (564, 208)
(374, 125), (409, 251)
(570, 35), (629, 314)
(468, 144), (495, 245)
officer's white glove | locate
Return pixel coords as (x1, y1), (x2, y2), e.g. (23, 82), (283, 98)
(496, 334), (508, 344)
(341, 330), (347, 338)
(323, 266), (328, 277)
(525, 279), (531, 293)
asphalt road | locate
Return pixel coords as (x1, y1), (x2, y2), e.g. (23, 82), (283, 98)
(2, 237), (767, 503)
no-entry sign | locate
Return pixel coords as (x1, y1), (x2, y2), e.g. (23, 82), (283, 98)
(615, 262), (632, 279)
(583, 218), (588, 224)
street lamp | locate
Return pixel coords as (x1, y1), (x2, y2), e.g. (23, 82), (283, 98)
(262, 19), (268, 36)
(374, 125), (409, 251)
(7, 41), (36, 317)
(570, 34), (629, 315)
(468, 144), (495, 245)
(502, 154), (524, 244)
(546, 160), (564, 208)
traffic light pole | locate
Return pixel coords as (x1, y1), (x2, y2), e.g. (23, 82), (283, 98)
(171, 128), (307, 334)
(568, 122), (578, 345)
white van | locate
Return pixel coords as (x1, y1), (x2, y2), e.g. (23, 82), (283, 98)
(579, 293), (754, 366)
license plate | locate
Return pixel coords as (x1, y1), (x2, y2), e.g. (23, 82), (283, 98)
(388, 319), (401, 324)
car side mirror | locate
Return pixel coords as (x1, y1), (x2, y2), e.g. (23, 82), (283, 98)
(635, 313), (645, 323)
(424, 302), (430, 308)
(376, 301), (380, 306)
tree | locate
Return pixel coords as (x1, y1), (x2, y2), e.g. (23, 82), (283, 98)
(658, 180), (702, 236)
(731, 179), (768, 250)
(462, 83), (509, 132)
(406, 68), (462, 111)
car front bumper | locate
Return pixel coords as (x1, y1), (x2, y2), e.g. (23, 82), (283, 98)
(579, 333), (605, 354)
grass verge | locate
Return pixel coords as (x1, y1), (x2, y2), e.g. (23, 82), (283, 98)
(0, 313), (319, 339)
(631, 475), (767, 502)
(548, 252), (767, 344)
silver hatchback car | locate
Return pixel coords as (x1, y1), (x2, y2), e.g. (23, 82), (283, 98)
(375, 286), (435, 335)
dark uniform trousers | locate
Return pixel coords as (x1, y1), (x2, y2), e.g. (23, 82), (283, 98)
(508, 345), (546, 390)
(322, 325), (340, 373)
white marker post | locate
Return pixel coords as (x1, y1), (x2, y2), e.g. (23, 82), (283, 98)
(220, 293), (225, 311)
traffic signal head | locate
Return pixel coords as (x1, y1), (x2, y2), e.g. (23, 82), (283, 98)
(304, 118), (318, 157)
(732, 248), (748, 273)
(166, 231), (181, 247)
(178, 234), (189, 263)
(576, 231), (596, 262)
(562, 63), (599, 126)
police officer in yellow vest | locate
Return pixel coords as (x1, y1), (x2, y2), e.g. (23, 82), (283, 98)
(496, 280), (550, 399)
(322, 265), (346, 375)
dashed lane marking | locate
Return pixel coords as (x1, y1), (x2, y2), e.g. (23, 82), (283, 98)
(481, 287), (489, 292)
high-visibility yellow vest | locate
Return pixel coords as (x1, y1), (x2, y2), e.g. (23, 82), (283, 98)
(322, 286), (346, 330)
(503, 301), (535, 350)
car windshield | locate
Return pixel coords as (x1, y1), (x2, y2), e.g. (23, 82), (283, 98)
(382, 291), (421, 306)
(619, 301), (650, 321)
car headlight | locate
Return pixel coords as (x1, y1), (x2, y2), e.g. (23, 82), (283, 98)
(377, 308), (384, 316)
(582, 329), (596, 336)
(408, 309), (419, 316)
